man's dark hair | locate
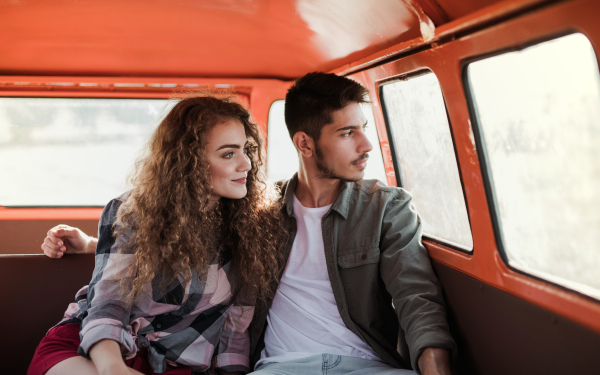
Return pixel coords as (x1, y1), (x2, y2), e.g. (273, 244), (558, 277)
(284, 72), (369, 142)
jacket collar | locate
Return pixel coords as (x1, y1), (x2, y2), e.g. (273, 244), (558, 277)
(282, 173), (353, 220)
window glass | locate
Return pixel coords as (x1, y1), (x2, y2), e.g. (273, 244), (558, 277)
(466, 33), (600, 299)
(266, 100), (387, 184)
(0, 98), (174, 206)
(380, 72), (473, 251)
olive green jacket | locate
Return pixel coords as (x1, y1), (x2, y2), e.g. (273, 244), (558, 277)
(249, 175), (456, 373)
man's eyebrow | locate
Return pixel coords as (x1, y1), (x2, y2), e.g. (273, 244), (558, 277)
(216, 141), (250, 151)
(335, 121), (368, 132)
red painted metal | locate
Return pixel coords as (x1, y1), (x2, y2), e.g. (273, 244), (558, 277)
(0, 0), (425, 79)
(333, 0), (554, 77)
(0, 207), (103, 221)
(350, 0), (600, 335)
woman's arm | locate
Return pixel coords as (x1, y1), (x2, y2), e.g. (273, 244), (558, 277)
(213, 303), (255, 374)
(89, 340), (141, 375)
(79, 198), (138, 359)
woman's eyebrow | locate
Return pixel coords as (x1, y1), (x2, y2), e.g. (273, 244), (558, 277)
(216, 144), (242, 150)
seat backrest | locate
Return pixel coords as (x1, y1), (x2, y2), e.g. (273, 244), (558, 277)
(0, 254), (95, 374)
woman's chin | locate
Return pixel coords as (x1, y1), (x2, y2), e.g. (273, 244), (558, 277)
(215, 188), (248, 200)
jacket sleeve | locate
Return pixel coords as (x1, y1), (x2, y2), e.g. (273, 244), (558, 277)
(78, 198), (138, 358)
(212, 303), (254, 374)
(379, 189), (456, 373)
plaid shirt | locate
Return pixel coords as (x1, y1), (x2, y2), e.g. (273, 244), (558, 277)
(58, 195), (254, 374)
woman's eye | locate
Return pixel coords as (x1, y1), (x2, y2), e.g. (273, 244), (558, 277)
(224, 152), (234, 159)
(243, 147), (250, 155)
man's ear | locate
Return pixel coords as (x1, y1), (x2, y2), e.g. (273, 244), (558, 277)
(293, 131), (315, 158)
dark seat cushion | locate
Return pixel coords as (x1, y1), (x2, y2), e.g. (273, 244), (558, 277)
(0, 254), (95, 374)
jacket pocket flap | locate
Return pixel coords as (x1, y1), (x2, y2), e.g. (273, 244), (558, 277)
(338, 245), (380, 268)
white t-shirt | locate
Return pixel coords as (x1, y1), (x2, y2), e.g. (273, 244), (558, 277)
(257, 195), (381, 367)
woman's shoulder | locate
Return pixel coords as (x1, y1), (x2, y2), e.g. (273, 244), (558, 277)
(100, 190), (134, 226)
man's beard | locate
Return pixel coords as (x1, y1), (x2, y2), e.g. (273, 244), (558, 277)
(314, 144), (368, 182)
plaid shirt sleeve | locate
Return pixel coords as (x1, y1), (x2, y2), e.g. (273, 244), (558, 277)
(78, 197), (138, 358)
(212, 301), (255, 373)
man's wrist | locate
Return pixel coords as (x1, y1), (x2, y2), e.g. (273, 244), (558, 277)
(418, 347), (450, 375)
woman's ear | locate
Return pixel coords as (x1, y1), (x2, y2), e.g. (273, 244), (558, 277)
(292, 131), (315, 158)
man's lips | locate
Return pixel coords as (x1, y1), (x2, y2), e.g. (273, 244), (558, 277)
(352, 155), (369, 168)
(232, 177), (247, 184)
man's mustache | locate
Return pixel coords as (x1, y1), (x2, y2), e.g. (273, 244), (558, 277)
(351, 153), (369, 165)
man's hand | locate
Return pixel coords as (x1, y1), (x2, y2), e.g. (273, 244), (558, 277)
(41, 224), (97, 258)
(418, 347), (451, 375)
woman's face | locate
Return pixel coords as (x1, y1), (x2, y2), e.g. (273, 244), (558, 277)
(206, 117), (252, 200)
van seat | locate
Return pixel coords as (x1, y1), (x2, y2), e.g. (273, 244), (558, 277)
(0, 254), (95, 374)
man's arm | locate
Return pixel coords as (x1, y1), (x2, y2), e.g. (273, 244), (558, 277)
(42, 224), (98, 258)
(379, 190), (455, 375)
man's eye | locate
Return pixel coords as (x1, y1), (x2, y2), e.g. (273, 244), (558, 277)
(342, 131), (352, 137)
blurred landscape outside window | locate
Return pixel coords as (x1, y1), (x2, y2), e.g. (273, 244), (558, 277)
(381, 72), (473, 251)
(467, 33), (600, 299)
(0, 98), (174, 206)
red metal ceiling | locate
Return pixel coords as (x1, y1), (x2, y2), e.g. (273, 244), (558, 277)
(0, 0), (514, 79)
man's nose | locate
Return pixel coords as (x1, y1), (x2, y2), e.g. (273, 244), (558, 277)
(359, 131), (373, 154)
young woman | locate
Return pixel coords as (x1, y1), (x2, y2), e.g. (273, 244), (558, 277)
(28, 96), (284, 375)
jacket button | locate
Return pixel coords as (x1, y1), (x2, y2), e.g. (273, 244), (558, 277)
(156, 324), (162, 329)
(361, 254), (367, 260)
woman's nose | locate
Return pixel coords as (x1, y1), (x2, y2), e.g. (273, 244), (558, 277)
(238, 153), (252, 172)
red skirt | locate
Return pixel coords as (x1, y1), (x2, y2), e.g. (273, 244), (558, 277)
(27, 322), (192, 375)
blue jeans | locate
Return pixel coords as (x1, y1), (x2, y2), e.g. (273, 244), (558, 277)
(252, 354), (417, 375)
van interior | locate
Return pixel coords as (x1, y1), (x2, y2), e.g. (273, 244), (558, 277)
(1, 0), (600, 373)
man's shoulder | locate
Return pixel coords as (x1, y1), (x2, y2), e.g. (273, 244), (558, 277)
(352, 179), (412, 202)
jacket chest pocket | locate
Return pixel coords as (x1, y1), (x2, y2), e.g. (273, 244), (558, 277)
(337, 243), (380, 268)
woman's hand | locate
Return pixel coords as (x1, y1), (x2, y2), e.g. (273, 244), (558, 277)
(42, 224), (97, 258)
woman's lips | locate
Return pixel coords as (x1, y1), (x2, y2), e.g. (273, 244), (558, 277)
(232, 177), (247, 184)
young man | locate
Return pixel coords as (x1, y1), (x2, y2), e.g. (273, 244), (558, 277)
(43, 72), (455, 375)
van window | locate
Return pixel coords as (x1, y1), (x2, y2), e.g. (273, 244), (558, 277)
(0, 98), (173, 206)
(466, 33), (600, 299)
(380, 72), (473, 251)
(266, 100), (387, 184)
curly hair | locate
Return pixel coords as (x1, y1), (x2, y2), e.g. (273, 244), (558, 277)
(115, 95), (284, 305)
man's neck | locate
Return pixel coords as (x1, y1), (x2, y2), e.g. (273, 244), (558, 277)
(295, 165), (342, 208)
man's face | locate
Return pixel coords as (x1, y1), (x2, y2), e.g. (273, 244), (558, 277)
(314, 103), (373, 182)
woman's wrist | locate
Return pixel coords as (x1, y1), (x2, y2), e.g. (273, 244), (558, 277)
(84, 237), (98, 253)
